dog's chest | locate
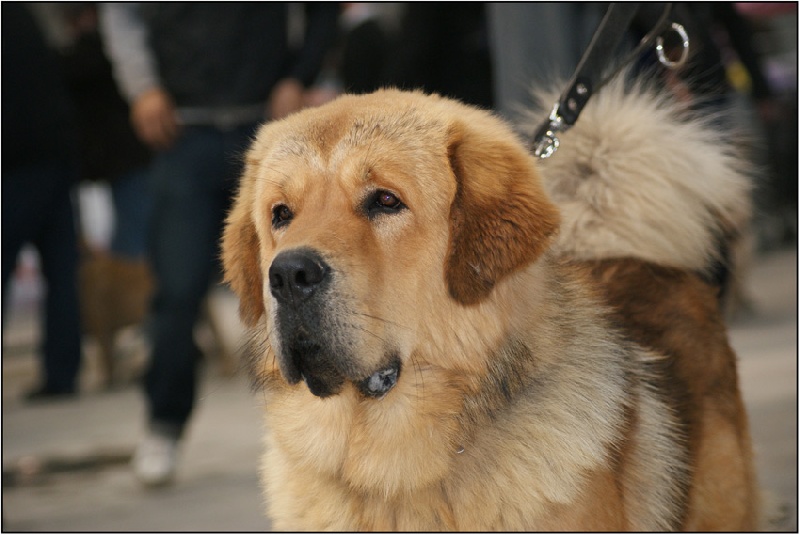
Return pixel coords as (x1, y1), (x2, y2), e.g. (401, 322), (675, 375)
(265, 433), (607, 532)
(263, 384), (604, 531)
(266, 379), (465, 489)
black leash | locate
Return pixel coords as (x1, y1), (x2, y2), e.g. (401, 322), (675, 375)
(531, 3), (687, 159)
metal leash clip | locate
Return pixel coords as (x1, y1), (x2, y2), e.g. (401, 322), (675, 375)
(532, 103), (569, 159)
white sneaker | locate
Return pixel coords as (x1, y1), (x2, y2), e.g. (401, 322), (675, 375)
(132, 432), (180, 487)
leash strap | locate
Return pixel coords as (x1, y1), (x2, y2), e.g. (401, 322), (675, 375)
(532, 3), (678, 158)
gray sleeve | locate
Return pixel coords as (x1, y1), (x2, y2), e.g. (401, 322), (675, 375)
(97, 2), (161, 103)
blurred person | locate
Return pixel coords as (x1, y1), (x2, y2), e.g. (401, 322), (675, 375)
(302, 3), (403, 107)
(60, 3), (153, 259)
(305, 4), (493, 109)
(338, 3), (397, 95)
(746, 3), (799, 246)
(2, 3), (83, 401)
(59, 4), (156, 388)
(99, 2), (339, 487)
(384, 3), (494, 108)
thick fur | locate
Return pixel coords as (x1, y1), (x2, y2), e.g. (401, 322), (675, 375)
(222, 88), (753, 530)
(529, 75), (752, 274)
(531, 76), (759, 529)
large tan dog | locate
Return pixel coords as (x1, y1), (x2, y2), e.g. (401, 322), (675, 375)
(222, 86), (758, 530)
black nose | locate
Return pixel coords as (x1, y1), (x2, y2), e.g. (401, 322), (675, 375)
(269, 249), (330, 303)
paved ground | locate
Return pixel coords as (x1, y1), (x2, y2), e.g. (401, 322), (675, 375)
(2, 247), (797, 531)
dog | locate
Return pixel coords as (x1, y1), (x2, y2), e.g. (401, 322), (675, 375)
(79, 248), (240, 387)
(221, 84), (758, 530)
(79, 247), (154, 387)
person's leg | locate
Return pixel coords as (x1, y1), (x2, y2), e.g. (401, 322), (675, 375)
(143, 127), (231, 436)
(110, 165), (153, 259)
(35, 170), (82, 394)
(134, 124), (256, 486)
(3, 163), (82, 397)
(1, 170), (35, 296)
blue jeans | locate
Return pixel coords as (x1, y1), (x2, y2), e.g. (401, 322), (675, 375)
(144, 124), (258, 435)
(2, 162), (82, 393)
(110, 166), (153, 259)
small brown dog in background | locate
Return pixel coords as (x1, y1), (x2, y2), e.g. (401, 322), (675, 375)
(79, 247), (153, 387)
(79, 247), (241, 388)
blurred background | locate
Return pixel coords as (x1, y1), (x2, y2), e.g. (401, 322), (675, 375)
(2, 2), (796, 531)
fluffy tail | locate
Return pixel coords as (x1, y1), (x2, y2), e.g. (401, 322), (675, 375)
(526, 71), (753, 277)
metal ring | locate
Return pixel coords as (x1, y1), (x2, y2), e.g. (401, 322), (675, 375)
(656, 22), (689, 69)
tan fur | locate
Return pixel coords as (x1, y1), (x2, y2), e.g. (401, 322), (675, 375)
(221, 88), (746, 531)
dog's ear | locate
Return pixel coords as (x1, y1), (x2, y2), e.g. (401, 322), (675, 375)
(445, 120), (560, 305)
(222, 165), (265, 327)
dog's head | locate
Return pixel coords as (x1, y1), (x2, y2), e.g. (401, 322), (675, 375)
(222, 90), (559, 398)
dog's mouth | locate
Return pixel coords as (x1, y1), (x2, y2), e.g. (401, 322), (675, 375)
(284, 337), (401, 399)
(286, 338), (344, 398)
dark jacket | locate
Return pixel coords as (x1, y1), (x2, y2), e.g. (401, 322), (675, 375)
(139, 3), (340, 107)
(2, 3), (78, 174)
(62, 28), (151, 181)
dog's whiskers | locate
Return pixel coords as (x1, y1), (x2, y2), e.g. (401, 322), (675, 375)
(352, 311), (412, 331)
(352, 324), (388, 345)
(339, 304), (412, 332)
(410, 353), (426, 404)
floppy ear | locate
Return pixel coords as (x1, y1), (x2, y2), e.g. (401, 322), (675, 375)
(222, 171), (265, 327)
(445, 120), (560, 305)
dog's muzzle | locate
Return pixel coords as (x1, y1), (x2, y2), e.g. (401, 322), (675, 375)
(269, 249), (400, 399)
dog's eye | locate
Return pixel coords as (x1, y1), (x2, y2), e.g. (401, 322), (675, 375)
(272, 204), (293, 228)
(367, 189), (406, 217)
(376, 191), (401, 208)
